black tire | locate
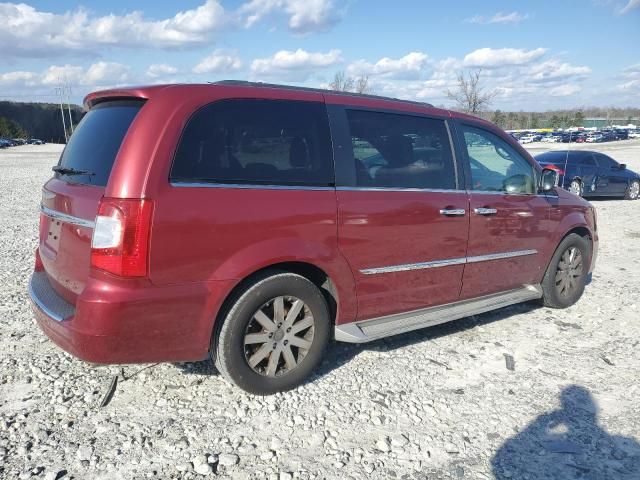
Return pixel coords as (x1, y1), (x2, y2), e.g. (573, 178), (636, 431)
(625, 180), (640, 200)
(214, 271), (330, 395)
(541, 233), (590, 309)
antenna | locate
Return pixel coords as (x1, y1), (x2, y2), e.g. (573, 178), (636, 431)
(55, 81), (68, 143)
(64, 78), (74, 134)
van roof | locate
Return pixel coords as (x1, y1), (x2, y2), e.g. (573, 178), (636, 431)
(83, 80), (493, 127)
(83, 81), (436, 110)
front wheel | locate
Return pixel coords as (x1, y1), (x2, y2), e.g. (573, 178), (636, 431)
(625, 180), (640, 200)
(214, 271), (330, 395)
(541, 234), (590, 309)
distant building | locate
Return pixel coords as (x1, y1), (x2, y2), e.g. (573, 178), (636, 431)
(584, 118), (639, 129)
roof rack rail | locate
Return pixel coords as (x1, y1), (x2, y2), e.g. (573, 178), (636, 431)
(212, 80), (434, 108)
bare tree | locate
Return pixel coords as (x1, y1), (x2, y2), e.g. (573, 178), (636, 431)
(354, 75), (373, 94)
(329, 71), (354, 92)
(446, 69), (496, 114)
(329, 71), (373, 94)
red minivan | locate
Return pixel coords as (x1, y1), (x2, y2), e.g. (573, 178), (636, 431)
(30, 81), (598, 394)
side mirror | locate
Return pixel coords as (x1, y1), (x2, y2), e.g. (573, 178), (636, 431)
(540, 168), (558, 192)
(619, 163), (627, 170)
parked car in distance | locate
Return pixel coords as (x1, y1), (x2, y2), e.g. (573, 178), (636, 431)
(535, 150), (640, 200)
(586, 133), (604, 143)
(30, 81), (599, 394)
(0, 138), (11, 148)
(629, 129), (640, 139)
(519, 134), (537, 144)
(28, 138), (45, 145)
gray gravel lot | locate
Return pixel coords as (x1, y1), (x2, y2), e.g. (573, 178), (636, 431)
(1, 141), (639, 479)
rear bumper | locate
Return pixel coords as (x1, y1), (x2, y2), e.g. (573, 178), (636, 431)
(29, 271), (234, 364)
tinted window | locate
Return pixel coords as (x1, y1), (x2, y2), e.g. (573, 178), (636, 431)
(171, 100), (333, 186)
(346, 110), (456, 189)
(536, 151), (575, 165)
(581, 155), (596, 166)
(462, 125), (535, 194)
(594, 154), (616, 169)
(56, 101), (143, 186)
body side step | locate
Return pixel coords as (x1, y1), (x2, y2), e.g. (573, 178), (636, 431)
(334, 284), (542, 343)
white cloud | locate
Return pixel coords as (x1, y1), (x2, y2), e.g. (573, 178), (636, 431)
(528, 60), (591, 82)
(463, 48), (547, 68)
(549, 84), (582, 96)
(0, 1), (227, 57)
(620, 0), (640, 14)
(146, 64), (178, 78)
(251, 48), (342, 80)
(346, 52), (429, 80)
(1, 62), (131, 91)
(193, 50), (243, 74)
(466, 11), (530, 25)
(238, 0), (344, 34)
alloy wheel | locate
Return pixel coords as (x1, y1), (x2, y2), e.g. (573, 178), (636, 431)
(243, 296), (315, 377)
(569, 180), (582, 196)
(555, 247), (583, 298)
(630, 181), (640, 200)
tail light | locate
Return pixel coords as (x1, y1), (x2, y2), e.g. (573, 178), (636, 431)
(546, 165), (565, 176)
(91, 198), (153, 277)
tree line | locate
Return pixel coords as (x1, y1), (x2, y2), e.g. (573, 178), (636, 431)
(0, 101), (83, 143)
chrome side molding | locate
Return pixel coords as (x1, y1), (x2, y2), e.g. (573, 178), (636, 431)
(360, 249), (538, 275)
(334, 284), (542, 343)
(40, 205), (95, 229)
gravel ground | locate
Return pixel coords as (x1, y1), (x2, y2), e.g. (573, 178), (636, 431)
(1, 141), (639, 480)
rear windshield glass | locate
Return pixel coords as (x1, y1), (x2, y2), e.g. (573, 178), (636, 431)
(55, 101), (143, 186)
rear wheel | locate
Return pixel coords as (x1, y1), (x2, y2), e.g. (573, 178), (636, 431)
(625, 180), (640, 200)
(214, 271), (330, 395)
(541, 234), (590, 309)
(569, 179), (583, 197)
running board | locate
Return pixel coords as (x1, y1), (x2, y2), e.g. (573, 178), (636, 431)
(334, 285), (543, 343)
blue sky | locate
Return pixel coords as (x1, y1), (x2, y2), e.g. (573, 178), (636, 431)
(0, 0), (639, 110)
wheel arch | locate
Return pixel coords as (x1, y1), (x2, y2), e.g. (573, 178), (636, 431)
(209, 261), (343, 356)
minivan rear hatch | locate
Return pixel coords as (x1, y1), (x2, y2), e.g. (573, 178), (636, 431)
(39, 100), (144, 303)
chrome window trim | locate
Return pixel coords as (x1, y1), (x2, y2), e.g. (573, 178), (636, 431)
(40, 205), (95, 229)
(336, 186), (464, 193)
(468, 190), (548, 197)
(360, 249), (538, 275)
(170, 182), (334, 191)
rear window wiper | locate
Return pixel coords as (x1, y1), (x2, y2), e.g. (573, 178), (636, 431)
(52, 166), (95, 176)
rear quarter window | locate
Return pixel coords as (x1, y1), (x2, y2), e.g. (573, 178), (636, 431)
(171, 99), (333, 187)
(55, 101), (143, 186)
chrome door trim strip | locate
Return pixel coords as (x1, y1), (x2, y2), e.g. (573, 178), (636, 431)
(170, 182), (334, 191)
(361, 257), (466, 275)
(466, 249), (538, 264)
(360, 249), (538, 275)
(335, 284), (543, 343)
(40, 205), (95, 229)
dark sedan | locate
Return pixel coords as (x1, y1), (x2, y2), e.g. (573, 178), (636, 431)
(535, 150), (640, 200)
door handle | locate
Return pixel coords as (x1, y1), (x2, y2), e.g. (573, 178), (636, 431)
(474, 207), (498, 216)
(439, 208), (466, 216)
